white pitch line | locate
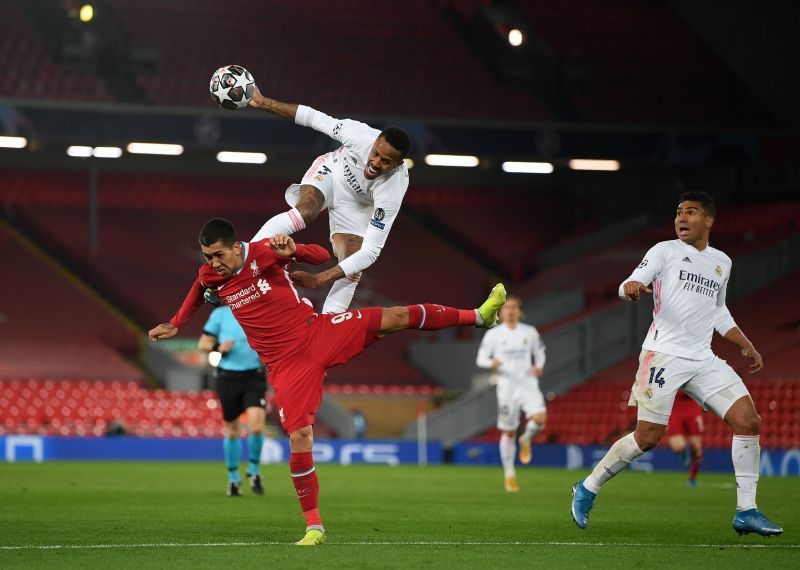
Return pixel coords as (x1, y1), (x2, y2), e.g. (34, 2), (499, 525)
(1, 540), (797, 551)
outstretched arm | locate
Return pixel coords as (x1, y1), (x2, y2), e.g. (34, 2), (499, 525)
(248, 86), (298, 120)
(148, 277), (205, 341)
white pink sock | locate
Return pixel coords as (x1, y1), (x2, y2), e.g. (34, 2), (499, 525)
(584, 433), (644, 494)
(251, 208), (306, 241)
(732, 435), (760, 511)
(499, 434), (516, 478)
(520, 419), (543, 445)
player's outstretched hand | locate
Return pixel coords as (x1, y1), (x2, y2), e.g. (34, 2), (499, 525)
(623, 281), (652, 301)
(742, 345), (764, 374)
(248, 84), (266, 109)
(149, 323), (178, 341)
(269, 234), (297, 257)
(290, 270), (321, 289)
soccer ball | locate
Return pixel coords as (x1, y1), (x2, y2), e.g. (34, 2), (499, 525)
(209, 65), (255, 110)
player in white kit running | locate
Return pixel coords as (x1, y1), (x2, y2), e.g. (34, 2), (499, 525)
(246, 86), (411, 314)
(477, 294), (546, 492)
(571, 192), (782, 536)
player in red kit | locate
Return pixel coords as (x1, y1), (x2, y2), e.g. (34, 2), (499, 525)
(667, 391), (704, 486)
(148, 218), (507, 546)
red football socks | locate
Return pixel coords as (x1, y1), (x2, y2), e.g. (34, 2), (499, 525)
(689, 451), (702, 481)
(290, 451), (322, 528)
(406, 304), (476, 330)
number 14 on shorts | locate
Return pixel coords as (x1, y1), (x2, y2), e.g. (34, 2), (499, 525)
(648, 367), (666, 388)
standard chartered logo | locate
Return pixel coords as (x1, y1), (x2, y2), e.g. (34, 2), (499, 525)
(257, 278), (271, 294)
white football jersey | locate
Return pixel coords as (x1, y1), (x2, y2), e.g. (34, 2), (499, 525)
(476, 322), (546, 388)
(293, 105), (409, 277)
(619, 239), (737, 360)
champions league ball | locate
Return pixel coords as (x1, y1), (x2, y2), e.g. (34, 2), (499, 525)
(209, 65), (255, 110)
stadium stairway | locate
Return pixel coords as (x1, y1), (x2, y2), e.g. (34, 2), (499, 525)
(0, 217), (142, 381)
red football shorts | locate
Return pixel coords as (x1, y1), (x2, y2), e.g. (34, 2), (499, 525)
(667, 396), (705, 437)
(270, 307), (383, 434)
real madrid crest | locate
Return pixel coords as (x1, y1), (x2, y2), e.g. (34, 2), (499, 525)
(715, 265), (722, 277)
(645, 387), (654, 399)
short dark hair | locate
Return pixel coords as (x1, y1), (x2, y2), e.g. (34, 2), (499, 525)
(380, 126), (412, 158)
(679, 191), (716, 218)
(199, 218), (237, 247)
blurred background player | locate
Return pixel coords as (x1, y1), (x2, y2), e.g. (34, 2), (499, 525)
(247, 86), (412, 314)
(199, 305), (268, 497)
(667, 391), (704, 487)
(476, 294), (546, 492)
(571, 192), (783, 536)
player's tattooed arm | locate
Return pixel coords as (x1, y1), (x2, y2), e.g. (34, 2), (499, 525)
(722, 327), (764, 374)
(149, 323), (178, 341)
(248, 85), (298, 120)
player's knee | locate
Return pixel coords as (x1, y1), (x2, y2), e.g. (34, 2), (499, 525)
(730, 410), (761, 435)
(223, 421), (239, 439)
(502, 430), (516, 438)
(289, 427), (314, 452)
(296, 187), (323, 224)
(634, 427), (663, 451)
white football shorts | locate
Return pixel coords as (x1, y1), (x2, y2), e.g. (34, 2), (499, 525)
(496, 381), (546, 431)
(629, 349), (750, 425)
(285, 152), (372, 239)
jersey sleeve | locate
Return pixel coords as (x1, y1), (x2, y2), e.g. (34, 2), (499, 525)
(337, 185), (406, 277)
(475, 331), (496, 369)
(530, 327), (546, 369)
(619, 242), (667, 300)
(714, 276), (738, 336)
(293, 243), (331, 265)
(295, 105), (378, 147)
(203, 308), (222, 337)
(169, 275), (206, 329)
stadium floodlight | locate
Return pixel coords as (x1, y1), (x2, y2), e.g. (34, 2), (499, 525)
(92, 146), (122, 159)
(404, 158), (414, 169)
(126, 142), (184, 156)
(0, 136), (27, 149)
(79, 5), (94, 23)
(216, 151), (267, 164)
(508, 29), (524, 47)
(502, 161), (553, 174)
(569, 159), (620, 171)
(424, 154), (479, 167)
(67, 145), (93, 158)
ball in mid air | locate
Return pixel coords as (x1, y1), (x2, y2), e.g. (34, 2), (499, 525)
(209, 65), (255, 110)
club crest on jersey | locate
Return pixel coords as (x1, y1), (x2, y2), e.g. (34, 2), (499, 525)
(715, 265), (722, 276)
(250, 260), (260, 277)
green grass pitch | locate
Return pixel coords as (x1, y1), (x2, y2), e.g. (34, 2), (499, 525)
(0, 462), (796, 569)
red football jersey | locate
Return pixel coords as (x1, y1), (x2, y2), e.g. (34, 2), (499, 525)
(169, 240), (330, 370)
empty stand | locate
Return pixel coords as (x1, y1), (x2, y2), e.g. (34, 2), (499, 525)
(514, 0), (774, 126)
(0, 379), (266, 438)
(0, 0), (111, 103)
(108, 0), (547, 120)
